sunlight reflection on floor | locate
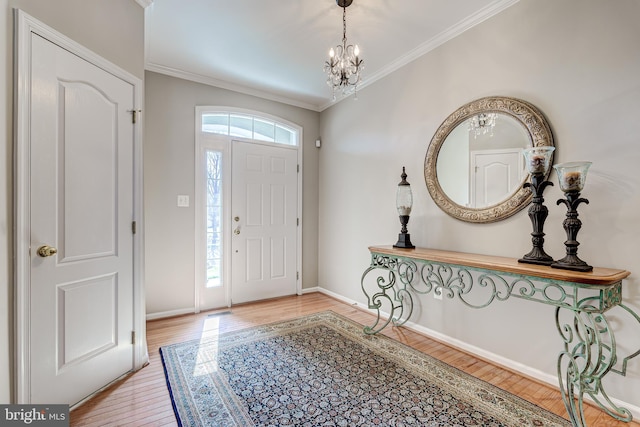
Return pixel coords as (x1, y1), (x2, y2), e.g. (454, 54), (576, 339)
(193, 316), (221, 376)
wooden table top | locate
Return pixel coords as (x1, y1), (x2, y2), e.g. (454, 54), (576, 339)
(369, 246), (630, 286)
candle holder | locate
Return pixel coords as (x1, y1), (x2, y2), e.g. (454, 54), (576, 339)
(518, 146), (555, 265)
(551, 161), (593, 272)
(393, 167), (415, 249)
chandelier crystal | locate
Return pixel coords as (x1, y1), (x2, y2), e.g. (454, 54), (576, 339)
(323, 0), (364, 101)
(468, 113), (497, 138)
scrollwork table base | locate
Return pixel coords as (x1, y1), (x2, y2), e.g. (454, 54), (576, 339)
(360, 246), (639, 427)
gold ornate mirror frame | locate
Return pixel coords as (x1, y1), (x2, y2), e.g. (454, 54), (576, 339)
(424, 96), (554, 223)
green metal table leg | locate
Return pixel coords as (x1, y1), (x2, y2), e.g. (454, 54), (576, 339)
(360, 254), (416, 335)
(556, 306), (633, 426)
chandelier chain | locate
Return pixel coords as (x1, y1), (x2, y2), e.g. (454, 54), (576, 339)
(342, 6), (347, 44)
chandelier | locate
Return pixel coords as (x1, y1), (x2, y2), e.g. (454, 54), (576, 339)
(323, 0), (364, 101)
(468, 113), (497, 138)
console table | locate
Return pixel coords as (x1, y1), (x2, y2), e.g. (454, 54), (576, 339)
(360, 245), (639, 427)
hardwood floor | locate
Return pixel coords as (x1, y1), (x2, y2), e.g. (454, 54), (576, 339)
(70, 293), (639, 426)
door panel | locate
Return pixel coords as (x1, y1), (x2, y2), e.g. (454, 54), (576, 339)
(271, 237), (286, 278)
(59, 81), (117, 260)
(231, 141), (297, 304)
(246, 238), (264, 281)
(246, 182), (262, 225)
(29, 33), (134, 405)
(57, 274), (117, 368)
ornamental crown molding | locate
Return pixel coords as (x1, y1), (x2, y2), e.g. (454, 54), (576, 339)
(135, 0), (153, 8)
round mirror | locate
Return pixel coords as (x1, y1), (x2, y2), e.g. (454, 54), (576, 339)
(424, 96), (554, 223)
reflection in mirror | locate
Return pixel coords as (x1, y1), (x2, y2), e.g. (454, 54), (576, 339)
(437, 113), (531, 208)
(424, 96), (554, 223)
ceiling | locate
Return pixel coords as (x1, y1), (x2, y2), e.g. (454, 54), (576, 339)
(144, 0), (518, 111)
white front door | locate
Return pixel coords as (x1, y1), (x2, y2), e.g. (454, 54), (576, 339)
(231, 141), (298, 304)
(28, 33), (135, 405)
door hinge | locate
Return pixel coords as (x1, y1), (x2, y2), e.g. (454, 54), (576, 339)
(297, 164), (300, 173)
(297, 218), (299, 226)
(296, 271), (299, 280)
(132, 221), (137, 234)
(128, 109), (142, 124)
(131, 331), (136, 345)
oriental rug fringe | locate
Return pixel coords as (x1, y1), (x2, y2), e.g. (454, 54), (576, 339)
(160, 311), (569, 426)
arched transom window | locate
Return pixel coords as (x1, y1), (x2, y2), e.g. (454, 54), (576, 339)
(202, 112), (298, 146)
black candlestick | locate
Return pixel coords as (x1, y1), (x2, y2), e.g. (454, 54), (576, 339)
(519, 173), (554, 265)
(551, 191), (592, 272)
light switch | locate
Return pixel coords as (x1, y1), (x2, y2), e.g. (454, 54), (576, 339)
(177, 195), (189, 207)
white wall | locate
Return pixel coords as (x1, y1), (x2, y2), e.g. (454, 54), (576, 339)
(144, 71), (320, 316)
(0, 0), (144, 403)
(319, 0), (640, 411)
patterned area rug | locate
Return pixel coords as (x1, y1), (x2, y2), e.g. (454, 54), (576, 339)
(160, 311), (569, 426)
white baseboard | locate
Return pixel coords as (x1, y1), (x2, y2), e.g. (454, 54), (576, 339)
(316, 287), (361, 305)
(146, 307), (195, 321)
(315, 287), (640, 421)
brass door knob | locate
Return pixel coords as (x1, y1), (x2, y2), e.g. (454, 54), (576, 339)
(233, 227), (241, 235)
(37, 245), (58, 257)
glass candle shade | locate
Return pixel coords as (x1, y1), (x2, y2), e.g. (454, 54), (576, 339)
(554, 162), (592, 193)
(523, 146), (555, 175)
(396, 166), (413, 215)
(397, 183), (413, 215)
